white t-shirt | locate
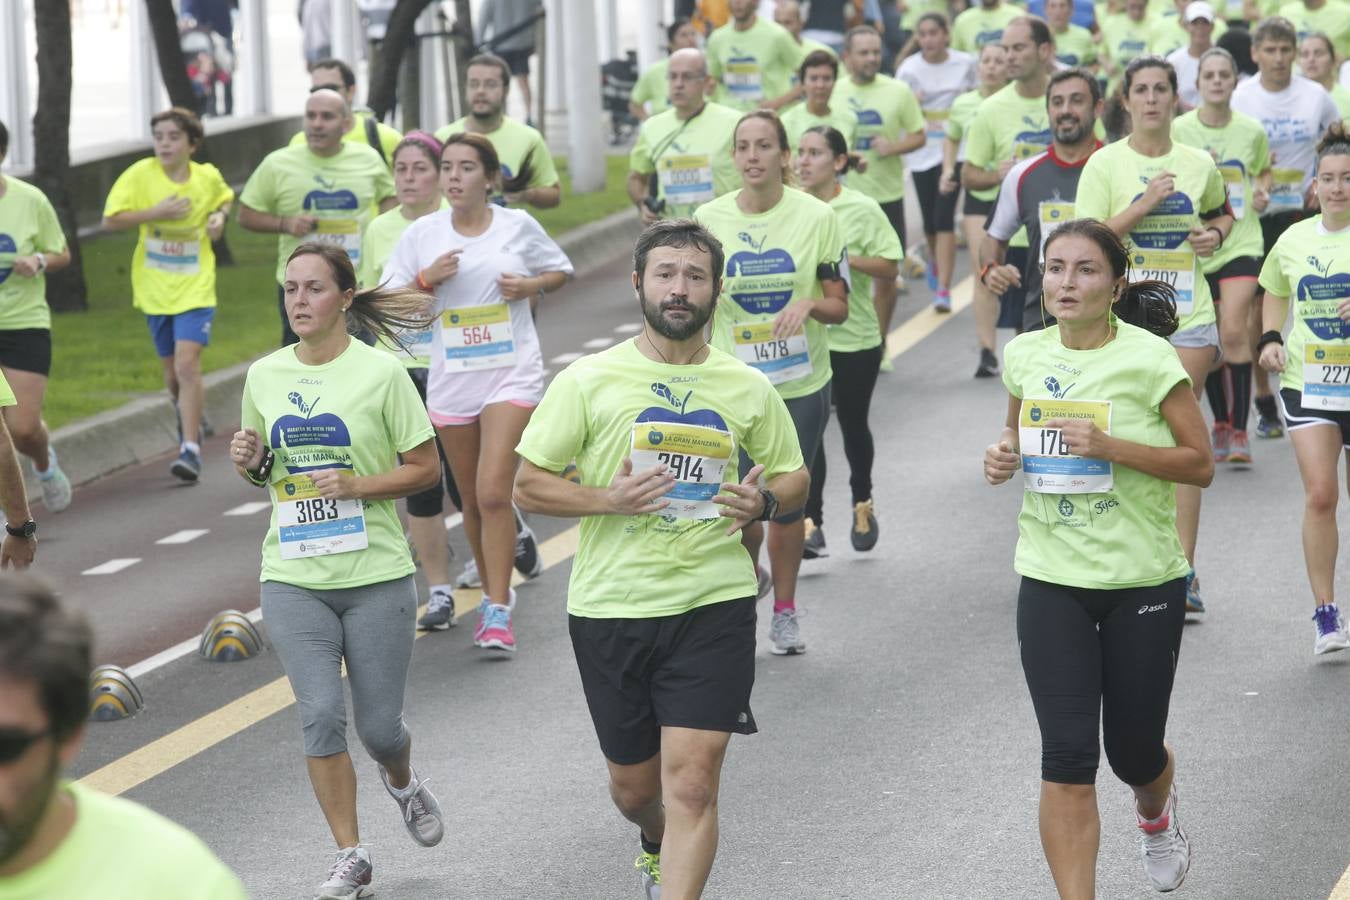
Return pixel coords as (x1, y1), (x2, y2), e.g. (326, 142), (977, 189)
(1166, 46), (1203, 111)
(383, 206), (573, 418)
(1232, 75), (1341, 215)
(896, 50), (977, 172)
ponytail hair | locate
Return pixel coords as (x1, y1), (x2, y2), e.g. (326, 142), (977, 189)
(1042, 219), (1179, 338)
(802, 125), (852, 174)
(285, 243), (434, 349)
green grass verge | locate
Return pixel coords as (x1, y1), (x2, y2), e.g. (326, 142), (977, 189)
(47, 153), (634, 431)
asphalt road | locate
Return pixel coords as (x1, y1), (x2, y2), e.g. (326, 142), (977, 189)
(57, 241), (1350, 899)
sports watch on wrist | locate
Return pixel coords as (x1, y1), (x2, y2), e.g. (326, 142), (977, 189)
(756, 488), (779, 522)
(5, 519), (37, 539)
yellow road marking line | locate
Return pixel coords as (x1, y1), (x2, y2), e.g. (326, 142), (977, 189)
(81, 289), (969, 797)
(1331, 866), (1350, 898)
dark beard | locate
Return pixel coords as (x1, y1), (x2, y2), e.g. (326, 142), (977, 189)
(0, 751), (59, 867)
(640, 288), (714, 341)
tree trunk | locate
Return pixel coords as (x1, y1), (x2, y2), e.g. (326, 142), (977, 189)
(367, 0), (437, 121)
(32, 0), (87, 312)
(452, 0), (475, 117)
(144, 0), (199, 111)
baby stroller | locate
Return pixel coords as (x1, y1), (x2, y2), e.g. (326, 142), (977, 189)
(601, 51), (639, 146)
(180, 18), (235, 116)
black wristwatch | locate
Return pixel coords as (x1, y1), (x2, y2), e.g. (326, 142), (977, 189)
(756, 488), (779, 522)
(5, 519), (36, 539)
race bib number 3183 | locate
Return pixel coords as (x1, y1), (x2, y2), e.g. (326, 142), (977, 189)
(274, 474), (368, 559)
(1018, 399), (1113, 494)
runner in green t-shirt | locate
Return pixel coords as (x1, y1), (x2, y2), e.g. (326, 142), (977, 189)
(1299, 31), (1350, 118)
(985, 219), (1210, 900)
(239, 89), (397, 347)
(0, 120), (73, 514)
(1047, 0), (1099, 66)
(232, 244), (445, 896)
(831, 26), (925, 349)
(694, 110), (847, 656)
(1171, 47), (1271, 464)
(779, 49), (857, 151)
(963, 17), (1056, 379)
(629, 18), (702, 121)
(1256, 123), (1350, 656)
(627, 48), (744, 223)
(951, 0), (1023, 52)
(514, 220), (808, 900)
(286, 58), (403, 166)
(1277, 0), (1350, 58)
(103, 107), (234, 484)
(774, 0), (838, 90)
(433, 54), (561, 209)
(706, 0), (803, 111)
(1100, 0), (1155, 92)
(0, 581), (247, 899)
(796, 126), (902, 557)
(0, 368), (35, 569)
(1075, 55), (1233, 619)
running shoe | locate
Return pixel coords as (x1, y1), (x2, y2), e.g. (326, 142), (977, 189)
(1255, 414), (1284, 439)
(169, 447), (202, 482)
(1137, 783), (1190, 893)
(475, 601), (517, 652)
(878, 355), (895, 373)
(1312, 604), (1350, 655)
(803, 519), (828, 559)
(1210, 422), (1231, 463)
(932, 290), (952, 313)
(1184, 571), (1205, 622)
(37, 448), (72, 512)
(315, 845), (373, 899)
(513, 508), (543, 578)
(1228, 430), (1252, 464)
(635, 851), (661, 899)
(455, 558), (481, 589)
(769, 608), (806, 655)
(851, 499), (879, 552)
(974, 348), (999, 379)
(379, 764), (444, 847)
(924, 257), (940, 293)
(417, 589), (456, 630)
(756, 565), (772, 600)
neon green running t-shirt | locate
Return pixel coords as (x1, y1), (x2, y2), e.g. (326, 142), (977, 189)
(631, 59), (671, 115)
(1258, 217), (1350, 394)
(629, 102), (744, 220)
(1075, 139), (1228, 330)
(830, 74), (926, 203)
(433, 116), (561, 201)
(1171, 109), (1269, 271)
(516, 339), (803, 618)
(1054, 23), (1098, 67)
(706, 15), (801, 110)
(1001, 321), (1193, 589)
(103, 158), (235, 315)
(239, 143), (395, 285)
(950, 2), (1022, 52)
(241, 339), (434, 590)
(0, 781), (247, 900)
(0, 177), (67, 332)
(827, 185), (902, 353)
(695, 186), (847, 399)
(781, 103), (858, 154)
(965, 83), (1055, 242)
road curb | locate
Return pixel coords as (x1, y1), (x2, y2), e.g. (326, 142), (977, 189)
(30, 207), (641, 501)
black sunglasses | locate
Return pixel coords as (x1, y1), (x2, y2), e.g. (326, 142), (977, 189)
(0, 728), (50, 763)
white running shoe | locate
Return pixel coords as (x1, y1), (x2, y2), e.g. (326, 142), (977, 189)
(455, 558), (481, 589)
(37, 448), (72, 512)
(379, 764), (444, 847)
(315, 845), (373, 899)
(1137, 784), (1190, 893)
(769, 608), (806, 655)
(1312, 604), (1350, 655)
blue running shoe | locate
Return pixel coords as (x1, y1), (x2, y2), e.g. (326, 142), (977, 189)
(1184, 570), (1205, 622)
(1255, 414), (1284, 439)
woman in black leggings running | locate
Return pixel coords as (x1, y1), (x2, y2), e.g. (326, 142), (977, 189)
(983, 219), (1213, 898)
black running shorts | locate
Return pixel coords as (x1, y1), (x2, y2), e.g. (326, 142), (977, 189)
(0, 328), (52, 376)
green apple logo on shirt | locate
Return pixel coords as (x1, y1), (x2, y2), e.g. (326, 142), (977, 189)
(270, 391), (354, 474)
(1296, 257), (1350, 341)
(0, 235), (15, 286)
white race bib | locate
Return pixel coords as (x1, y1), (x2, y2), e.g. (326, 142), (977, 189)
(145, 226), (202, 275)
(1019, 399), (1114, 494)
(658, 153), (716, 207)
(441, 303), (517, 372)
(629, 421), (734, 519)
(725, 60), (763, 100)
(732, 322), (812, 384)
(314, 217), (362, 264)
(924, 110), (948, 142)
(1131, 247), (1196, 316)
(1038, 201), (1075, 264)
(1303, 343), (1350, 411)
(1266, 168), (1305, 215)
(274, 474), (368, 559)
(1218, 165), (1245, 220)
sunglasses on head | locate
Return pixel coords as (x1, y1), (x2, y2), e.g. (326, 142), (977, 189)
(0, 728), (50, 764)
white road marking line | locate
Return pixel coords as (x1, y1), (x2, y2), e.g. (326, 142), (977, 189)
(550, 351), (584, 365)
(582, 337), (613, 350)
(82, 558), (142, 575)
(125, 608), (265, 680)
(223, 501), (271, 517)
(613, 323), (641, 334)
(156, 529), (209, 545)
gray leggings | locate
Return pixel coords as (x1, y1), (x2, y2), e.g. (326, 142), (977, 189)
(739, 381), (832, 524)
(261, 575), (417, 759)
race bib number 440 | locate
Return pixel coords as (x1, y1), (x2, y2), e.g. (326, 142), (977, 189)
(1303, 343), (1350, 411)
(274, 474), (368, 559)
(630, 422), (733, 519)
(1019, 399), (1113, 494)
(145, 226), (201, 275)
